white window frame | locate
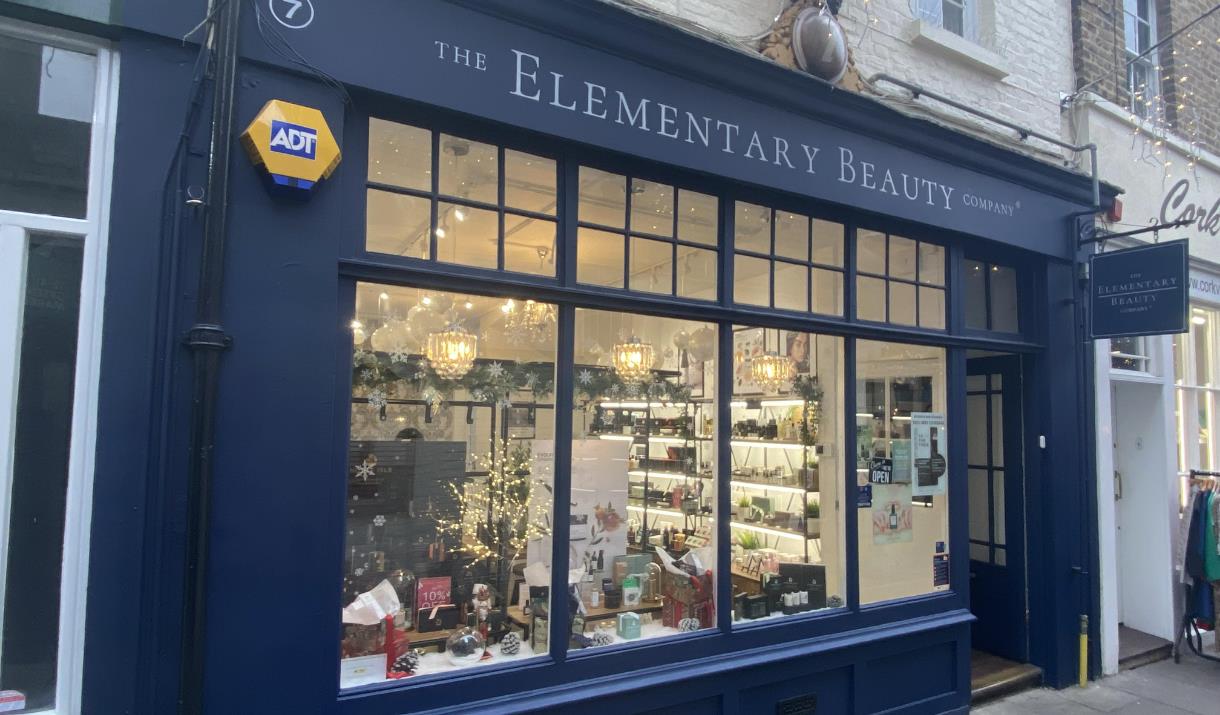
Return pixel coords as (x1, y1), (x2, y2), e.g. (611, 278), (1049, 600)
(915, 0), (979, 42)
(1123, 0), (1158, 118)
(1109, 335), (1155, 376)
(0, 17), (117, 715)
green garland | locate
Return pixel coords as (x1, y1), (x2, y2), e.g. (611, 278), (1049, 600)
(573, 365), (693, 405)
(352, 350), (555, 407)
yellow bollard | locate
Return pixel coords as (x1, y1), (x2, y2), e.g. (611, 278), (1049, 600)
(1078, 614), (1089, 688)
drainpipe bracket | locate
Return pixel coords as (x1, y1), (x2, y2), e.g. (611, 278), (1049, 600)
(185, 323), (233, 351)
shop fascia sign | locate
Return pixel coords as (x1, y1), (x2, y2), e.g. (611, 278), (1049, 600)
(241, 0), (1086, 257)
(240, 99), (341, 194)
(1089, 239), (1189, 339)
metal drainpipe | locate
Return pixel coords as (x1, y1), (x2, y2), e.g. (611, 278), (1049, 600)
(178, 0), (241, 712)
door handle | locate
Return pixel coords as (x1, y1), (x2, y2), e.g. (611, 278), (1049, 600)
(1114, 471), (1123, 500)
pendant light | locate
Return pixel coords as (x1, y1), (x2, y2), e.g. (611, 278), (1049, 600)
(426, 325), (479, 379)
(612, 337), (655, 383)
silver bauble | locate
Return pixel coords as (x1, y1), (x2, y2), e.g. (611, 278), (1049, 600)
(445, 627), (487, 666)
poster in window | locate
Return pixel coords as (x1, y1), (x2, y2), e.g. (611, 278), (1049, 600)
(910, 412), (947, 496)
(733, 327), (765, 394)
(781, 330), (811, 375)
(871, 482), (913, 544)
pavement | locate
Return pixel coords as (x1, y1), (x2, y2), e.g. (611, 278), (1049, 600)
(974, 637), (1220, 714)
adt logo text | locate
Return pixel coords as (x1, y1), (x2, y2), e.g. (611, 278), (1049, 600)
(269, 120), (318, 159)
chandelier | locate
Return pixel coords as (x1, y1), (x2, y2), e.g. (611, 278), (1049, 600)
(612, 337), (655, 383)
(751, 351), (794, 394)
(426, 325), (478, 379)
(501, 298), (555, 344)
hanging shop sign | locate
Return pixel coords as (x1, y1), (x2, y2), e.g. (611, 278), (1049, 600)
(238, 0), (1089, 257)
(240, 99), (341, 193)
(1090, 240), (1188, 339)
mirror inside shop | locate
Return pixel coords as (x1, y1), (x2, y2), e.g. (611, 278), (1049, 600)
(340, 285), (847, 685)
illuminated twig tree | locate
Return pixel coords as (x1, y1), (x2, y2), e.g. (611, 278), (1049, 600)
(436, 439), (552, 610)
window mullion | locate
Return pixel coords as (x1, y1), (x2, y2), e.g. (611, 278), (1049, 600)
(548, 303), (576, 664)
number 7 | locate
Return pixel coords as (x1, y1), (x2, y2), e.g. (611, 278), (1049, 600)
(281, 0), (303, 19)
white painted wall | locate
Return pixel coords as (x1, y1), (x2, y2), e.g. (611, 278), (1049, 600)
(631, 0), (1077, 156)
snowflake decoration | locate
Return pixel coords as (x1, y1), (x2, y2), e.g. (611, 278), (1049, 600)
(496, 397), (513, 410)
(624, 382), (639, 397)
(389, 347), (410, 364)
(599, 411), (616, 426)
(353, 460), (375, 481)
(487, 361), (505, 378)
(608, 384), (621, 397)
(525, 373), (538, 389)
(577, 369), (593, 386)
(414, 370), (427, 381)
(367, 389), (387, 411)
(361, 369), (375, 381)
(354, 567), (365, 577)
(373, 514), (386, 527)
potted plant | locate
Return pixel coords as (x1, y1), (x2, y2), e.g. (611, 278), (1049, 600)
(737, 530), (762, 553)
(805, 500), (821, 538)
(734, 495), (752, 520)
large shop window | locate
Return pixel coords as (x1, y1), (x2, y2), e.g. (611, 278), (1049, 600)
(567, 310), (718, 647)
(856, 340), (950, 604)
(576, 167), (718, 300)
(733, 202), (844, 316)
(345, 284), (557, 685)
(730, 327), (845, 622)
(856, 230), (945, 329)
(367, 119), (559, 276)
(1174, 306), (1218, 491)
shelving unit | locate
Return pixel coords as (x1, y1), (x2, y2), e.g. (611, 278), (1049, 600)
(590, 395), (714, 545)
(729, 398), (826, 564)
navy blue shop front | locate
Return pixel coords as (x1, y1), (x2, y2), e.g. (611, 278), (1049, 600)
(80, 1), (1110, 713)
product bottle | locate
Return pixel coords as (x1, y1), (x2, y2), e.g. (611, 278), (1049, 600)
(889, 504), (899, 530)
(928, 427), (947, 480)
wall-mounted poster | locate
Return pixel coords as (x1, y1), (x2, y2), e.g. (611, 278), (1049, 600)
(871, 482), (913, 544)
(781, 330), (811, 375)
(910, 412), (947, 497)
(733, 327), (765, 393)
(890, 439), (911, 484)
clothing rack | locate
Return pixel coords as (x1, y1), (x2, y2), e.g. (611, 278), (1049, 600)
(1173, 470), (1220, 664)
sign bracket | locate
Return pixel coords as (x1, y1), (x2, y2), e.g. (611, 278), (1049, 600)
(1079, 218), (1192, 246)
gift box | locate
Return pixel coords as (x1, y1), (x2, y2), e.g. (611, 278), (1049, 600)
(616, 611), (641, 639)
(662, 596), (715, 629)
(660, 565), (713, 606)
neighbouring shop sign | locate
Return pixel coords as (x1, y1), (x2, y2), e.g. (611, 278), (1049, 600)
(238, 0), (1089, 257)
(1090, 240), (1189, 338)
(240, 99), (341, 193)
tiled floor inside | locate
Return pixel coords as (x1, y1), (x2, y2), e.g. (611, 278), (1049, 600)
(974, 632), (1218, 714)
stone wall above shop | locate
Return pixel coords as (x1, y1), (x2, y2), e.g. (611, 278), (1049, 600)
(627, 0), (1076, 159)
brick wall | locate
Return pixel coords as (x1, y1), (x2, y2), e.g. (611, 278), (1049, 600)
(629, 0), (1078, 158)
(1072, 0), (1220, 155)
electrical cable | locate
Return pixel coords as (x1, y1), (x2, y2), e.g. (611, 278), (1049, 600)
(1066, 2), (1220, 105)
(249, 0), (352, 106)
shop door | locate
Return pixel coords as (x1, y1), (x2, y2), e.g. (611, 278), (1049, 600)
(966, 355), (1027, 662)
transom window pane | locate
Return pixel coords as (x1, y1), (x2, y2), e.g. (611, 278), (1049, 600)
(366, 119), (558, 277)
(855, 231), (944, 329)
(0, 35), (95, 218)
(733, 202), (844, 317)
(578, 167), (719, 301)
(963, 259), (1020, 334)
